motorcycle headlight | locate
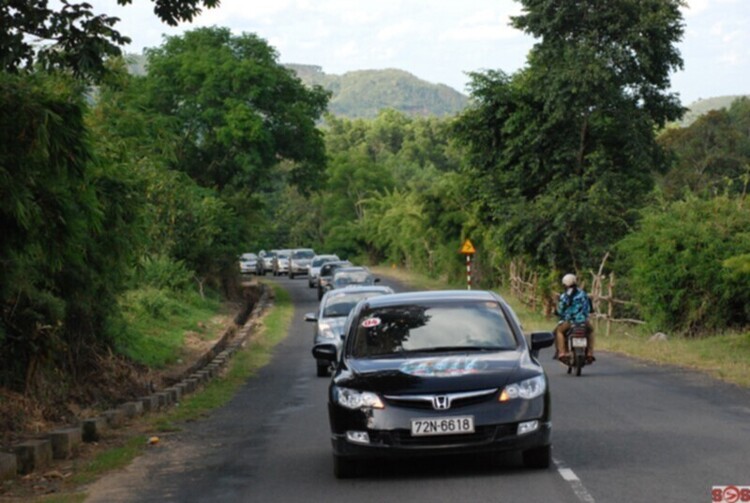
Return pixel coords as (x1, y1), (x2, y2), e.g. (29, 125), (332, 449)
(333, 386), (384, 410)
(499, 375), (546, 402)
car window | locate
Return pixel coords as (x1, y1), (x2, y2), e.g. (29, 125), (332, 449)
(323, 291), (384, 318)
(293, 250), (315, 259)
(333, 271), (373, 287)
(312, 255), (339, 267)
(277, 252), (290, 259)
(349, 301), (518, 358)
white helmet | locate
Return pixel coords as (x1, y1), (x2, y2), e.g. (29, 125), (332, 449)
(562, 273), (577, 287)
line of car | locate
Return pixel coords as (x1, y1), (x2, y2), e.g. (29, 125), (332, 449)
(293, 255), (558, 479)
(244, 248), (557, 479)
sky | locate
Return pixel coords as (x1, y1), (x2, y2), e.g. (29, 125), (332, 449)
(88, 0), (749, 105)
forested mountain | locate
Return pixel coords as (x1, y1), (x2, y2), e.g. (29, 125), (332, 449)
(681, 95), (749, 126)
(285, 64), (469, 118)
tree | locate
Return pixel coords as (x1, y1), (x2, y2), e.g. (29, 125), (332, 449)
(141, 27), (330, 196)
(455, 0), (685, 272)
(658, 98), (750, 199)
(0, 0), (219, 81)
(0, 72), (144, 391)
(617, 195), (750, 333)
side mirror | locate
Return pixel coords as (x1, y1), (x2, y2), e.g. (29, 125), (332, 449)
(530, 331), (555, 351)
(304, 313), (317, 322)
(312, 344), (337, 362)
(374, 278), (381, 283)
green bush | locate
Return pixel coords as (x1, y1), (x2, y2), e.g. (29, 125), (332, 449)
(617, 195), (750, 333)
(135, 255), (193, 291)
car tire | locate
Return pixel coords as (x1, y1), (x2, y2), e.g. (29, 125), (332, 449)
(289, 272), (295, 279)
(333, 455), (359, 479)
(522, 445), (551, 469)
(308, 279), (313, 288)
(316, 362), (329, 377)
(317, 288), (323, 301)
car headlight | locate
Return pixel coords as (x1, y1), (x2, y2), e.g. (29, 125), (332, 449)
(318, 322), (337, 339)
(499, 375), (546, 402)
(333, 386), (384, 410)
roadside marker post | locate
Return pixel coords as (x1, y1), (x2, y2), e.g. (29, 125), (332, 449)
(459, 239), (476, 290)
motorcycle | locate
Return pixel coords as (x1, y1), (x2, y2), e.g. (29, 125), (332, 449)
(562, 322), (591, 376)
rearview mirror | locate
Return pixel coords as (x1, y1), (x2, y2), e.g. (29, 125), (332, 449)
(312, 344), (337, 362)
(530, 331), (555, 351)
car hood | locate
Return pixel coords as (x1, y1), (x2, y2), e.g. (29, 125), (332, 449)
(339, 351), (527, 394)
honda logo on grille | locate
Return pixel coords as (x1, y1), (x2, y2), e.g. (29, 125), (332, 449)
(432, 395), (451, 410)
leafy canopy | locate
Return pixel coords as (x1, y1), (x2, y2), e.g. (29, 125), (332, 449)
(141, 27), (330, 195)
(0, 0), (219, 81)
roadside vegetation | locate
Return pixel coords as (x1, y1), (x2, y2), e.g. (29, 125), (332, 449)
(22, 282), (292, 503)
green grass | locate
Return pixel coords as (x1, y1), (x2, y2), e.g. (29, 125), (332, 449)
(376, 266), (750, 388)
(118, 287), (222, 367)
(68, 436), (148, 486)
(149, 281), (293, 430)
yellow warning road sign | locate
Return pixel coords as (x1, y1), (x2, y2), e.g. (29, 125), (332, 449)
(459, 239), (476, 255)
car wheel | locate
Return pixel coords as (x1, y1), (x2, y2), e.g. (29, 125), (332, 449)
(316, 362), (329, 377)
(289, 272), (295, 279)
(333, 455), (360, 479)
(308, 279), (313, 288)
(522, 445), (551, 469)
(317, 288), (323, 301)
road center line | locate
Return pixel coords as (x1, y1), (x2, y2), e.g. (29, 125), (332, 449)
(553, 458), (596, 503)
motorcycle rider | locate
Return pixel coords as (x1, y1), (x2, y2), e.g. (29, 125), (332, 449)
(555, 273), (595, 363)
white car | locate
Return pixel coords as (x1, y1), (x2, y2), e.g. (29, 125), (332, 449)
(238, 253), (258, 274)
(307, 254), (340, 288)
(288, 248), (316, 279)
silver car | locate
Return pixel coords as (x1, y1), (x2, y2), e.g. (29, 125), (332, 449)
(305, 285), (394, 376)
(307, 254), (340, 288)
(272, 249), (291, 276)
(288, 248), (316, 279)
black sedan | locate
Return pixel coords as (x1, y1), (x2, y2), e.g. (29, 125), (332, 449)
(312, 290), (555, 478)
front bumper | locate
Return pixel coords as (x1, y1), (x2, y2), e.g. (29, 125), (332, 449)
(290, 263), (310, 274)
(328, 392), (550, 459)
(332, 421), (551, 458)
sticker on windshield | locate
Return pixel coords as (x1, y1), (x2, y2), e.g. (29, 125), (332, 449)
(361, 317), (381, 328)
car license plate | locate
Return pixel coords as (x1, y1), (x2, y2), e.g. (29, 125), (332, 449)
(571, 336), (587, 348)
(411, 416), (474, 436)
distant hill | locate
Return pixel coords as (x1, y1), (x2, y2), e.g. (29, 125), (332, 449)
(285, 64), (469, 119)
(681, 95), (749, 126)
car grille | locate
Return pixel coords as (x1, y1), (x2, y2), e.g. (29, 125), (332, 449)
(383, 388), (497, 410)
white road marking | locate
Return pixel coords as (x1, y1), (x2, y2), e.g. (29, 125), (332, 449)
(553, 458), (596, 503)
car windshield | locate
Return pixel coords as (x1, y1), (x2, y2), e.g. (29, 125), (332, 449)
(312, 255), (339, 267)
(293, 250), (315, 259)
(321, 262), (349, 277)
(277, 252), (290, 259)
(323, 292), (384, 318)
(333, 271), (373, 287)
(241, 253), (257, 260)
(349, 301), (518, 358)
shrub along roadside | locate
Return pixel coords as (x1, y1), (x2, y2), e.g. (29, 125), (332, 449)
(24, 282), (293, 503)
(374, 266), (750, 388)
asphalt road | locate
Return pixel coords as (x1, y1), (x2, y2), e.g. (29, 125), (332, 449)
(86, 275), (750, 503)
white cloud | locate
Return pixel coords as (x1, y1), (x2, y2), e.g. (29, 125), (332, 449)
(377, 21), (419, 42)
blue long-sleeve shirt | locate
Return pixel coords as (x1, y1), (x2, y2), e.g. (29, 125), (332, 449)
(558, 287), (590, 324)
